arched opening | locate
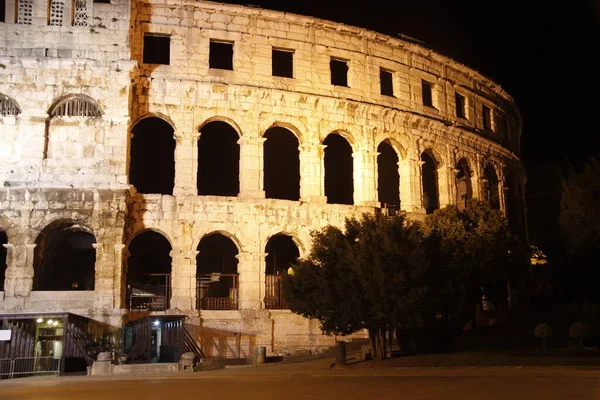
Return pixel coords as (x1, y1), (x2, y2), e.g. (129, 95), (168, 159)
(455, 158), (473, 211)
(126, 231), (172, 311)
(377, 141), (400, 211)
(505, 172), (526, 239)
(263, 127), (300, 200)
(421, 151), (439, 214)
(0, 231), (7, 291)
(324, 133), (353, 205)
(197, 121), (240, 196)
(129, 117), (175, 195)
(265, 234), (299, 309)
(196, 234), (239, 310)
(483, 164), (500, 209)
(33, 222), (96, 291)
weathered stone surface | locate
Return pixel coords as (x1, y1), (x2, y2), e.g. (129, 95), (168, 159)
(0, 2), (525, 356)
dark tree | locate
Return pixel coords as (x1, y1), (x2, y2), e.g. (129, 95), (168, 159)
(423, 200), (516, 328)
(284, 213), (430, 360)
(558, 156), (600, 301)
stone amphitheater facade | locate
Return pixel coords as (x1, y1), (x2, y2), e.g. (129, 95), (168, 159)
(0, 1), (525, 356)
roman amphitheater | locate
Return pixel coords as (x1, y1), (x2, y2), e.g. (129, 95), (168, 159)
(0, 1), (526, 360)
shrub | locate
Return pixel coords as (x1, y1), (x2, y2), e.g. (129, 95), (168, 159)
(534, 323), (553, 349)
(569, 322), (592, 348)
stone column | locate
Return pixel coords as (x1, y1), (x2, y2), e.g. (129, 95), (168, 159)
(173, 131), (197, 196)
(353, 149), (378, 207)
(236, 251), (262, 310)
(257, 252), (267, 309)
(497, 167), (507, 214)
(238, 135), (266, 199)
(92, 242), (124, 310)
(438, 165), (455, 209)
(299, 142), (327, 203)
(169, 249), (198, 311)
(400, 153), (424, 213)
(473, 155), (484, 200)
(2, 243), (35, 310)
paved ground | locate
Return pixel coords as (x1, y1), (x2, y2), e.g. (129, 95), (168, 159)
(1, 359), (599, 400)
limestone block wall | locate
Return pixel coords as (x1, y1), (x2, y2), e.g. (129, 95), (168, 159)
(0, 1), (527, 354)
(0, 188), (128, 325)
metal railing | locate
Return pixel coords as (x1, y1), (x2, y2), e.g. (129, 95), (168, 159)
(0, 358), (11, 378)
(0, 357), (61, 379)
(265, 274), (288, 309)
(196, 274), (239, 310)
(128, 273), (171, 311)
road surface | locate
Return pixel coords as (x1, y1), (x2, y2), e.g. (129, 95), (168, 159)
(0, 360), (598, 400)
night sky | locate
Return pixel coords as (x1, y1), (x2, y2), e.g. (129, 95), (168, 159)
(222, 0), (598, 167)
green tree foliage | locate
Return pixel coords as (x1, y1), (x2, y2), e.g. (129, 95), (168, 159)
(560, 156), (600, 258)
(283, 213), (430, 360)
(284, 201), (521, 360)
(534, 323), (553, 349)
(569, 322), (592, 348)
(558, 156), (600, 301)
(423, 200), (515, 327)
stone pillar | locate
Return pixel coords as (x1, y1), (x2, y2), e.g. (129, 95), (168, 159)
(353, 150), (378, 207)
(299, 142), (327, 203)
(473, 155), (484, 200)
(398, 157), (413, 211)
(257, 252), (267, 308)
(400, 153), (424, 213)
(92, 242), (124, 310)
(2, 243), (35, 310)
(437, 165), (455, 209)
(236, 251), (262, 310)
(169, 249), (198, 311)
(497, 167), (507, 214)
(174, 131), (197, 196)
(238, 135), (266, 199)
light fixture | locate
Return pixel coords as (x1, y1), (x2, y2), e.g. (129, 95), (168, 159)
(36, 318), (43, 323)
(47, 319), (53, 324)
(52, 321), (59, 326)
(153, 320), (160, 327)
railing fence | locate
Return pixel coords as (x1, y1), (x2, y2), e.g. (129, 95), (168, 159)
(0, 357), (61, 379)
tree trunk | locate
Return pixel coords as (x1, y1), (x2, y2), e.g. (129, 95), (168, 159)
(378, 328), (386, 360)
(369, 328), (378, 361)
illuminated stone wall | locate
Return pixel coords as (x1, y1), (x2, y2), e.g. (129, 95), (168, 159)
(0, 1), (525, 355)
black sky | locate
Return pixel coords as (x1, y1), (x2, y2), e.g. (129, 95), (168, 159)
(221, 0), (598, 166)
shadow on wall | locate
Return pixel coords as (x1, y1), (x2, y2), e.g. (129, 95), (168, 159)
(187, 325), (261, 359)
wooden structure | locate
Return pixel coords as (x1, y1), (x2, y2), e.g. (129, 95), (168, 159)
(0, 312), (115, 375)
(122, 315), (202, 364)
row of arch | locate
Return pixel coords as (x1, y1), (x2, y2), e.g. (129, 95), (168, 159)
(1, 93), (519, 213)
(132, 116), (521, 215)
(0, 222), (299, 310)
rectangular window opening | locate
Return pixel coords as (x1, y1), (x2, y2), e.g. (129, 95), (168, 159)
(210, 40), (234, 71)
(272, 48), (293, 78)
(0, 0), (6, 22)
(422, 80), (434, 107)
(143, 34), (170, 65)
(330, 58), (349, 87)
(482, 105), (492, 130)
(93, 0), (110, 3)
(380, 69), (394, 97)
(455, 92), (465, 119)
